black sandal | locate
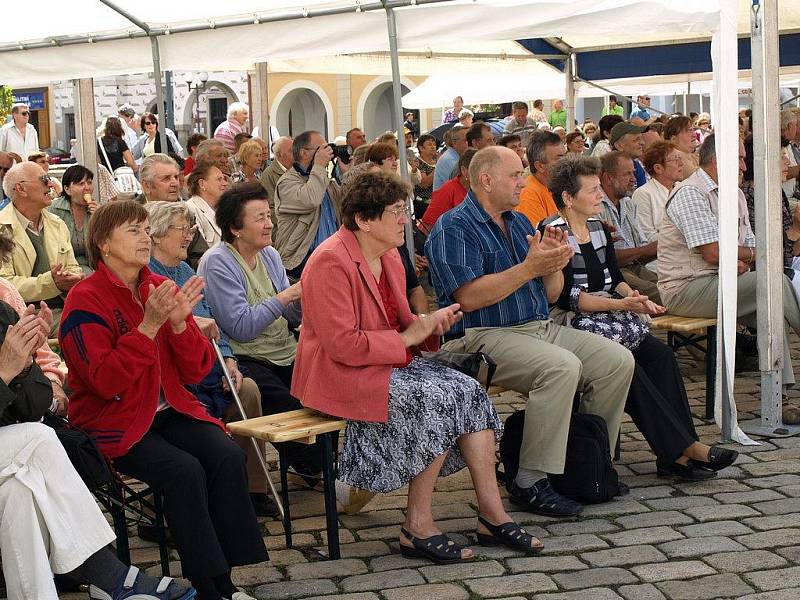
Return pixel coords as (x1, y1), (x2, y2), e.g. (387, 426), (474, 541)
(399, 527), (472, 564)
(476, 516), (544, 555)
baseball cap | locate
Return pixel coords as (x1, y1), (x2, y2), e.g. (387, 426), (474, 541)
(609, 122), (647, 147)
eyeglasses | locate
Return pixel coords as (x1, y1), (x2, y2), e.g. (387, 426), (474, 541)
(168, 224), (197, 237)
(384, 206), (413, 219)
(20, 174), (51, 186)
(20, 111), (30, 116)
(643, 97), (651, 101)
(144, 121), (156, 125)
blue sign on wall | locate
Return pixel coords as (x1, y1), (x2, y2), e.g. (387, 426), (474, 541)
(12, 91), (45, 110)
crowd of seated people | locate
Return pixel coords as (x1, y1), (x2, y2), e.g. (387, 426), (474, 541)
(0, 109), (778, 588)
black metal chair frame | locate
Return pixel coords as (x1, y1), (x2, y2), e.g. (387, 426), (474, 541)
(666, 325), (717, 419)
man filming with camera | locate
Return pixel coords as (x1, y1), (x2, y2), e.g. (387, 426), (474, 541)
(274, 130), (347, 279)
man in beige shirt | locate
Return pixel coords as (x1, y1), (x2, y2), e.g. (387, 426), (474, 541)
(259, 136), (293, 241)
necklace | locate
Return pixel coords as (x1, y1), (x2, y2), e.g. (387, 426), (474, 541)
(559, 211), (590, 243)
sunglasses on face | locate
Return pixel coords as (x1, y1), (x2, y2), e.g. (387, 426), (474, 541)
(20, 174), (51, 186)
(20, 111), (29, 116)
(144, 121), (156, 125)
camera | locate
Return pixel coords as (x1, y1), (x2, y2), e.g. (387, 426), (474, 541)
(328, 143), (353, 164)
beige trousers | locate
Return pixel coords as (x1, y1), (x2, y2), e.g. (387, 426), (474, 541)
(444, 320), (634, 474)
(223, 377), (268, 493)
(667, 272), (800, 385)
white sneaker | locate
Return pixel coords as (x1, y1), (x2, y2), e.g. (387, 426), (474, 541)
(227, 591), (257, 600)
(335, 480), (376, 515)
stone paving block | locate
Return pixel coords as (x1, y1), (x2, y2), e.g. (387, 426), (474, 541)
(645, 496), (719, 510)
(742, 459), (800, 476)
(253, 579), (338, 600)
(303, 595), (379, 600)
(618, 583), (667, 600)
(750, 448), (800, 461)
(750, 497), (800, 515)
(655, 573), (753, 599)
(743, 566), (800, 591)
(340, 569), (425, 593)
(355, 525), (402, 541)
(737, 591), (800, 600)
(602, 526), (684, 547)
(615, 510), (694, 529)
(545, 519), (619, 536)
(322, 529), (356, 546)
(231, 563), (282, 586)
(339, 510), (406, 529)
(712, 489), (785, 504)
(744, 474), (800, 489)
(468, 544), (530, 560)
(704, 549), (787, 572)
(742, 513), (800, 531)
(735, 528), (800, 549)
(677, 520), (753, 537)
(381, 583), (469, 600)
(266, 534), (316, 549)
(674, 479), (752, 495)
(506, 555), (589, 573)
(332, 541), (392, 558)
(369, 554), (430, 572)
(533, 588), (623, 600)
(580, 544), (667, 567)
(658, 535), (745, 558)
(776, 484), (800, 497)
(551, 567), (638, 590)
(420, 560), (505, 583)
(777, 545), (800, 563)
(579, 499), (651, 517)
(538, 533), (609, 554)
(682, 503), (760, 522)
(464, 573), (558, 597)
(431, 503), (482, 521)
(631, 560), (716, 582)
(266, 549), (309, 566)
(286, 558), (368, 580)
(628, 485), (675, 500)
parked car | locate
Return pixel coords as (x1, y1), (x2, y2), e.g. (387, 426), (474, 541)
(42, 146), (74, 165)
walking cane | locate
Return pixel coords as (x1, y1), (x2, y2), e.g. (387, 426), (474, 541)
(212, 339), (285, 520)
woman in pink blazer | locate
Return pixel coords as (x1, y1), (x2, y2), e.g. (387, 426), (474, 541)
(293, 171), (543, 564)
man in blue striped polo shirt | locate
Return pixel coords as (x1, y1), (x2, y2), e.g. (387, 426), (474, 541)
(425, 146), (634, 518)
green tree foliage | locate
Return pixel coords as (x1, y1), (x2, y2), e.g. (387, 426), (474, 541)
(0, 86), (13, 124)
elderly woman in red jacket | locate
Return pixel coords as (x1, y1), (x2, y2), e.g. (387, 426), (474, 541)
(60, 201), (267, 600)
(293, 171), (542, 564)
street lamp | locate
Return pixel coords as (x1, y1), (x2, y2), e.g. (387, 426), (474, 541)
(185, 71), (209, 133)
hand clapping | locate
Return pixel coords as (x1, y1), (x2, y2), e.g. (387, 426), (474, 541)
(523, 227), (573, 278)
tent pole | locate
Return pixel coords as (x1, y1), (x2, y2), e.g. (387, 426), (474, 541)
(384, 4), (415, 260)
(150, 37), (169, 156)
(252, 62), (272, 149)
(565, 53), (575, 131)
(73, 78), (99, 203)
(742, 0), (788, 437)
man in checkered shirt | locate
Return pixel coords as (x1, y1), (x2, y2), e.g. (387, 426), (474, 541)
(657, 134), (800, 389)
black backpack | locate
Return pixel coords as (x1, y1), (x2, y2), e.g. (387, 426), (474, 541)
(499, 409), (620, 504)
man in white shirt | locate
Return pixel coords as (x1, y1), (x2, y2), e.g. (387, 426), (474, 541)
(0, 104), (40, 157)
(118, 104), (140, 156)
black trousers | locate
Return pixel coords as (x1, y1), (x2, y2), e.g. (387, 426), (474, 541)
(625, 334), (699, 464)
(115, 410), (268, 579)
(237, 357), (322, 475)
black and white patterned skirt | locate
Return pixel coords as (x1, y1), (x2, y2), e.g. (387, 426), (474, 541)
(338, 357), (503, 493)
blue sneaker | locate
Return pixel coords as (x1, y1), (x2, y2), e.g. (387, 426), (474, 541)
(89, 566), (197, 600)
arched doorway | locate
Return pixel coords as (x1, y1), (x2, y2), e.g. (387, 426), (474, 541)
(272, 83), (333, 140)
(361, 82), (411, 140)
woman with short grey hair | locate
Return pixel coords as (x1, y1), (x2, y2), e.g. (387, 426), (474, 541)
(145, 200), (193, 239)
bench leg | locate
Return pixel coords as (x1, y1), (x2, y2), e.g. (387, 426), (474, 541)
(278, 447), (293, 549)
(153, 491), (170, 576)
(321, 432), (341, 560)
(109, 486), (131, 565)
(705, 325), (717, 420)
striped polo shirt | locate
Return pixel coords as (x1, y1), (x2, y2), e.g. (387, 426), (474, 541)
(425, 190), (550, 336)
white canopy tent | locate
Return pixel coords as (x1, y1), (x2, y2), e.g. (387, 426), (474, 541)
(0, 0), (763, 445)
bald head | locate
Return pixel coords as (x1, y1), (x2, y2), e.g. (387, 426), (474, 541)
(469, 146), (526, 213)
(2, 162), (52, 213)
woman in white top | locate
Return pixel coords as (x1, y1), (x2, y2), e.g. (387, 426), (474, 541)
(132, 113), (184, 160)
(186, 161), (228, 247)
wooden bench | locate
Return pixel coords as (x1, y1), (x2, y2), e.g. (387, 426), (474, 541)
(650, 315), (718, 419)
(228, 409), (347, 559)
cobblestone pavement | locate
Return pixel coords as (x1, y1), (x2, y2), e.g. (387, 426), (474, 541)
(48, 335), (800, 599)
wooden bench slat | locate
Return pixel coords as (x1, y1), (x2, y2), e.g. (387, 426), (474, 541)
(227, 408), (346, 444)
(650, 315), (717, 333)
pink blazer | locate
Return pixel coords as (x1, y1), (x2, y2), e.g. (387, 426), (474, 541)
(292, 228), (415, 423)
